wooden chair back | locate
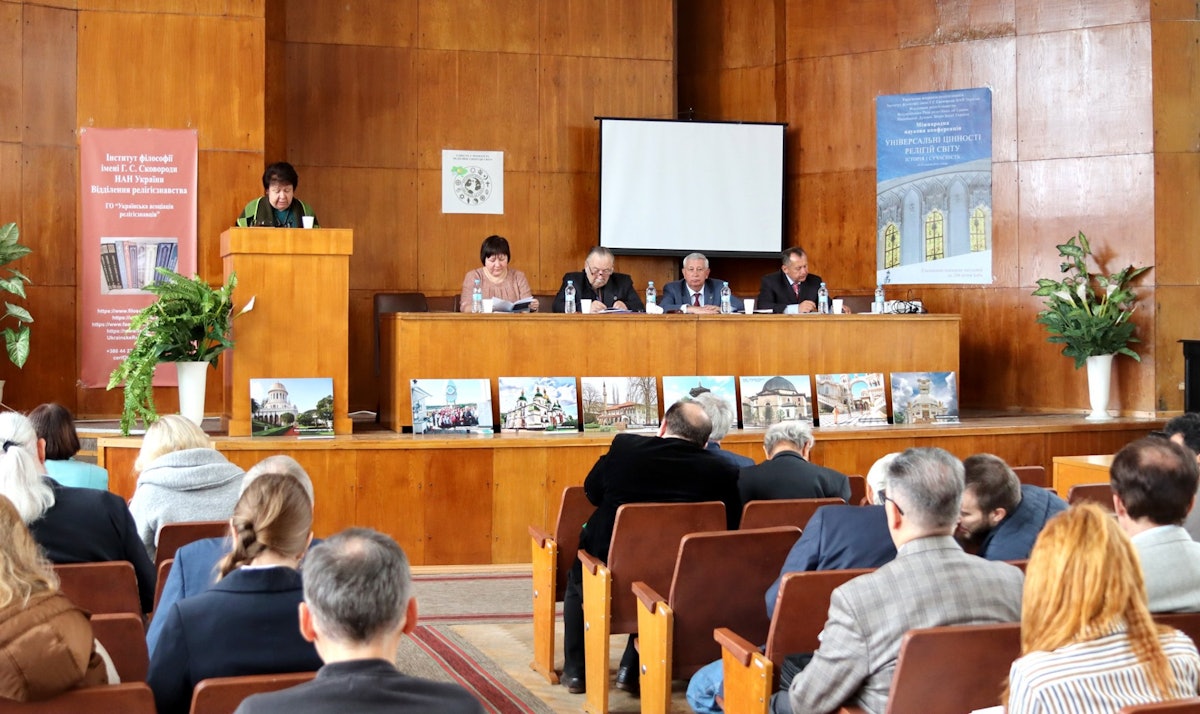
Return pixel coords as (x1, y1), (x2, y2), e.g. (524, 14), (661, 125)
(884, 623), (1020, 714)
(1011, 465), (1046, 487)
(847, 474), (867, 505)
(1067, 482), (1114, 510)
(153, 558), (173, 615)
(53, 562), (140, 616)
(528, 485), (593, 684)
(1119, 699), (1200, 713)
(189, 672), (316, 714)
(91, 613), (149, 682)
(740, 498), (843, 531)
(155, 521), (228, 569)
(1154, 613), (1200, 646)
(0, 683), (156, 713)
(553, 486), (593, 598)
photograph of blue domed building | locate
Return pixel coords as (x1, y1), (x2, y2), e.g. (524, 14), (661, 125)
(739, 375), (813, 428)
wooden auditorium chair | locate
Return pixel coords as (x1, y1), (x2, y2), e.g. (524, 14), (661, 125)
(716, 568), (874, 714)
(1067, 482), (1115, 511)
(1155, 613), (1200, 648)
(53, 561), (140, 616)
(740, 498), (843, 530)
(847, 474), (867, 505)
(1011, 464), (1047, 487)
(837, 622), (1021, 714)
(528, 485), (593, 684)
(189, 671), (316, 714)
(1120, 699), (1200, 713)
(153, 558), (174, 615)
(155, 520), (229, 569)
(634, 526), (800, 714)
(579, 501), (727, 714)
(91, 613), (149, 682)
(0, 683), (156, 713)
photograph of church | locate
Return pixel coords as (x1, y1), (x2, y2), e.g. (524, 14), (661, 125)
(580, 377), (660, 431)
(740, 375), (813, 428)
(498, 377), (578, 433)
(815, 373), (888, 427)
(891, 371), (959, 424)
(410, 378), (494, 435)
(250, 378), (334, 437)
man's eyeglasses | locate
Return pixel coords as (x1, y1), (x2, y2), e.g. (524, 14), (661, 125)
(879, 489), (905, 516)
(586, 264), (614, 276)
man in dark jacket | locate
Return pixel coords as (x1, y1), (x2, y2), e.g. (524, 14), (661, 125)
(957, 453), (1066, 560)
(738, 421), (850, 503)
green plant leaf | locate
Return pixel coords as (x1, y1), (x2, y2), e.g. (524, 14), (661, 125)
(3, 326), (29, 368)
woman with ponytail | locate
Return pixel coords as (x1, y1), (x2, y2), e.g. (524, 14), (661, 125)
(146, 473), (321, 714)
(0, 412), (155, 613)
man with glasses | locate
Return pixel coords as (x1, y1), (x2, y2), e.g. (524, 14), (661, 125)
(757, 247), (824, 314)
(551, 246), (645, 313)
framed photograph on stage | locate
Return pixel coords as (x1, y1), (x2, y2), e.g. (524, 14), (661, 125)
(250, 378), (334, 437)
(739, 375), (813, 428)
(498, 377), (579, 433)
(410, 378), (494, 435)
(663, 375), (735, 410)
(580, 377), (659, 432)
(814, 373), (888, 427)
(891, 371), (959, 425)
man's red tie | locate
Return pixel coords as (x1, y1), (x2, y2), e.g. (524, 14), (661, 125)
(693, 293), (701, 307)
(793, 282), (800, 297)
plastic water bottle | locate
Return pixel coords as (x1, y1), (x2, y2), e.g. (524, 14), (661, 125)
(472, 279), (482, 313)
(645, 281), (656, 308)
(874, 283), (885, 313)
(817, 282), (830, 314)
(719, 282), (732, 314)
(564, 280), (577, 314)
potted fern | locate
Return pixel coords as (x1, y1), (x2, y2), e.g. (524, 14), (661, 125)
(107, 269), (238, 435)
(0, 222), (34, 369)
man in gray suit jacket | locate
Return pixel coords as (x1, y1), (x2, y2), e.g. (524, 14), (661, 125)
(1112, 436), (1200, 613)
(782, 447), (1024, 714)
(659, 252), (743, 313)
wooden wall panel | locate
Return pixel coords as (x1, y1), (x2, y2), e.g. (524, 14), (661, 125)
(1152, 1), (1200, 20)
(791, 170), (876, 288)
(198, 151), (262, 279)
(0, 143), (19, 229)
(354, 450), (427, 558)
(1154, 286), (1199, 412)
(0, 4), (20, 143)
(78, 0), (260, 14)
(492, 447), (549, 563)
(1154, 153), (1200, 286)
(537, 172), (597, 291)
(1014, 0), (1148, 34)
(1151, 20), (1200, 153)
(0, 285), (76, 404)
(21, 144), (76, 285)
(22, 4), (75, 148)
(420, 448), (494, 563)
(677, 0), (778, 71)
(540, 0), (674, 60)
(347, 291), (375, 413)
(680, 67), (780, 124)
(285, 0), (417, 48)
(419, 0), (539, 53)
(786, 0), (904, 60)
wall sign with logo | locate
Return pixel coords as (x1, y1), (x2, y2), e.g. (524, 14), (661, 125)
(441, 150), (504, 215)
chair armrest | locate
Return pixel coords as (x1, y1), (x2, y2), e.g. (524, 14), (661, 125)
(529, 525), (552, 547)
(715, 626), (758, 667)
(578, 549), (604, 575)
(632, 580), (667, 613)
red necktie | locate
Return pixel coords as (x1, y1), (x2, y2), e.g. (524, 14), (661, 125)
(693, 292), (701, 307)
(792, 282), (800, 298)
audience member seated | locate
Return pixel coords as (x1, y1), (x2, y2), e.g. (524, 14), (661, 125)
(694, 392), (754, 469)
(1006, 504), (1200, 713)
(0, 412), (155, 613)
(233, 528), (485, 714)
(957, 453), (1067, 560)
(779, 447), (1023, 714)
(0, 493), (107, 700)
(129, 415), (244, 561)
(551, 246), (644, 313)
(458, 234), (539, 312)
(686, 453), (900, 714)
(660, 253), (743, 313)
(146, 455), (315, 656)
(738, 421), (850, 503)
(29, 403), (108, 491)
(147, 474), (321, 714)
(235, 161), (317, 228)
(1162, 413), (1200, 541)
(756, 247), (823, 314)
(1111, 437), (1200, 613)
(560, 401), (741, 695)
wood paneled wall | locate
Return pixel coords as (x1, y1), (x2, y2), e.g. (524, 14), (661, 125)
(677, 0), (1200, 416)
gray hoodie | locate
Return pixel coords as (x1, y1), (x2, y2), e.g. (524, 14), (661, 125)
(128, 448), (244, 560)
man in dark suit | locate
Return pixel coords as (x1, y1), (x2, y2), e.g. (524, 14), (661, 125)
(552, 246), (645, 312)
(560, 400), (742, 694)
(234, 528), (484, 714)
(739, 421), (850, 503)
(757, 247), (823, 313)
(694, 392), (754, 469)
(660, 252), (744, 313)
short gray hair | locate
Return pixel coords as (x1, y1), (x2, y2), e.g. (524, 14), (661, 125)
(693, 392), (735, 441)
(763, 421), (813, 454)
(884, 447), (963, 530)
(242, 455), (315, 505)
(587, 246), (614, 262)
(682, 253), (709, 269)
(303, 528), (411, 644)
(866, 453), (900, 505)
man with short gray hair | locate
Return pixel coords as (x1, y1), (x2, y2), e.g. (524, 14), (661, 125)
(781, 447), (1023, 714)
(660, 252), (744, 313)
(738, 421), (850, 503)
(235, 528), (483, 714)
(693, 392), (754, 469)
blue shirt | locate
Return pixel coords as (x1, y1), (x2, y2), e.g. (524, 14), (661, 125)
(44, 458), (109, 490)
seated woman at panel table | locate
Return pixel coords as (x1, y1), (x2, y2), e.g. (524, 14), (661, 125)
(235, 161), (319, 229)
(29, 403), (108, 491)
(147, 473), (322, 714)
(1005, 504), (1200, 713)
(0, 493), (109, 701)
(459, 234), (539, 312)
(0, 411), (156, 614)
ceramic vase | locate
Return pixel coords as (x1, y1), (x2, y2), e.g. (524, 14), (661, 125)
(175, 361), (208, 427)
(1085, 353), (1114, 421)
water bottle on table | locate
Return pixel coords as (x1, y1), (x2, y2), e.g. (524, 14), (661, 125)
(646, 281), (656, 308)
(874, 283), (885, 313)
(472, 279), (482, 313)
(817, 282), (830, 314)
(564, 280), (577, 314)
(720, 282), (732, 314)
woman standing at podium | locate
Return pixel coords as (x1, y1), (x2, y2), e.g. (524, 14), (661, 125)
(236, 161), (319, 229)
(459, 235), (539, 312)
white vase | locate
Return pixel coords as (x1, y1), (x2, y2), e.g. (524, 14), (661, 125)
(1085, 353), (1115, 421)
(175, 361), (209, 427)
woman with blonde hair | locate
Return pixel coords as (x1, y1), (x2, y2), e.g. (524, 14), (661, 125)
(0, 494), (107, 700)
(128, 414), (244, 560)
(146, 473), (321, 714)
(1006, 503), (1200, 713)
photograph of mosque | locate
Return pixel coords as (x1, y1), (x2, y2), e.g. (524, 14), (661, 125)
(498, 377), (579, 433)
(410, 378), (494, 435)
(580, 377), (660, 431)
(739, 375), (813, 428)
(662, 375), (736, 410)
(891, 372), (959, 425)
(815, 373), (888, 427)
(250, 377), (334, 437)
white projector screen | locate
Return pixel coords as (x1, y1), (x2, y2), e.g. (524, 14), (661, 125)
(598, 118), (785, 257)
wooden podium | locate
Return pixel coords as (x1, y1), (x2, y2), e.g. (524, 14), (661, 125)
(220, 228), (353, 436)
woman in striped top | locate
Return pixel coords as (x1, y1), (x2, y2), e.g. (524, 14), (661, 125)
(1006, 504), (1200, 713)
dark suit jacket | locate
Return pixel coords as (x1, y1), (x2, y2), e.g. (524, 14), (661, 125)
(29, 478), (156, 613)
(580, 433), (741, 561)
(707, 441), (755, 469)
(756, 271), (823, 313)
(737, 451), (851, 504)
(234, 659), (485, 714)
(552, 271), (645, 313)
(660, 278), (744, 312)
(145, 536), (228, 656)
(147, 566), (323, 714)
